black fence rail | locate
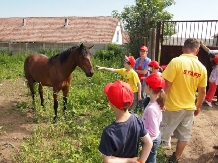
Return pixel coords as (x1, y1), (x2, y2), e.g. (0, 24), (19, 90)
(161, 20), (218, 46)
(155, 20), (218, 76)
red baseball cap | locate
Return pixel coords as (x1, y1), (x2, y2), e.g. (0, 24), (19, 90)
(148, 60), (160, 69)
(104, 80), (134, 110)
(141, 73), (165, 92)
(140, 46), (148, 52)
(161, 65), (167, 70)
(124, 55), (136, 67)
(214, 55), (218, 64)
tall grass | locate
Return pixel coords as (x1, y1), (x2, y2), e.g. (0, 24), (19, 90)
(0, 50), (166, 163)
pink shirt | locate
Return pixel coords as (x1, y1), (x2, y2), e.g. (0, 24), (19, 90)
(142, 102), (162, 140)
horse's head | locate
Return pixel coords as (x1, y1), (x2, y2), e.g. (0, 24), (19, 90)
(77, 43), (94, 77)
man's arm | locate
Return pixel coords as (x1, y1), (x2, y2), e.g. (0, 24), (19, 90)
(164, 79), (172, 95)
(194, 86), (206, 116)
(135, 69), (148, 75)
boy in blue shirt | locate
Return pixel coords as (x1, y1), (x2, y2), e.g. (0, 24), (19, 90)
(98, 80), (152, 163)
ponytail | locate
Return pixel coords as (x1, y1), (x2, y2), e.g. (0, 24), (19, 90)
(158, 67), (163, 73)
(156, 89), (166, 111)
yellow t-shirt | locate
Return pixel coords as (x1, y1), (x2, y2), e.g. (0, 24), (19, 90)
(162, 54), (207, 111)
(115, 68), (140, 93)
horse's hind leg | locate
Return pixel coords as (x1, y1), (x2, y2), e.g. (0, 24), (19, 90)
(26, 78), (36, 108)
(38, 83), (44, 107)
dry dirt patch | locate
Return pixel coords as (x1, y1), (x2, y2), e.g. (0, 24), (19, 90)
(0, 78), (218, 163)
(0, 78), (36, 163)
(166, 104), (218, 163)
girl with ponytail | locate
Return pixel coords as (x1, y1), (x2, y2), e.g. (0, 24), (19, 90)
(141, 73), (166, 163)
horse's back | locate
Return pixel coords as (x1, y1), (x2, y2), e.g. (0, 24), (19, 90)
(25, 54), (49, 72)
(24, 54), (51, 84)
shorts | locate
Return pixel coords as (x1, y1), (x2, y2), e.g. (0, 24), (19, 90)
(160, 109), (194, 142)
(128, 92), (138, 112)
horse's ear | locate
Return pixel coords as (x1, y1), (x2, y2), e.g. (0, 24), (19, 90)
(80, 43), (84, 49)
(87, 45), (94, 49)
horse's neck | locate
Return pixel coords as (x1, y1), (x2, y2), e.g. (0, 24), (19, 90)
(60, 56), (77, 77)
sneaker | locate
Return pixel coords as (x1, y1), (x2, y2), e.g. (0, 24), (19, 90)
(168, 152), (179, 163)
(205, 100), (212, 107)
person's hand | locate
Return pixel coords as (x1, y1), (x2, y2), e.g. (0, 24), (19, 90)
(126, 157), (139, 163)
(162, 106), (166, 112)
(200, 41), (203, 45)
(96, 65), (105, 70)
(138, 96), (142, 101)
(194, 108), (200, 116)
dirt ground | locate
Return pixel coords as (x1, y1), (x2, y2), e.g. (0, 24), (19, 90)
(0, 78), (218, 163)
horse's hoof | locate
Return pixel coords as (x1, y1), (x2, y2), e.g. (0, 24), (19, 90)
(53, 116), (58, 124)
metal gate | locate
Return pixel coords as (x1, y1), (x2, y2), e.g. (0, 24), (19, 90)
(155, 20), (218, 73)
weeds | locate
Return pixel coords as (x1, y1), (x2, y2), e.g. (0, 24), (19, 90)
(0, 50), (166, 163)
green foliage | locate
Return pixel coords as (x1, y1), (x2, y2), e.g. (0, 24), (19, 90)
(0, 51), (28, 82)
(112, 0), (175, 57)
(94, 43), (125, 61)
(38, 47), (61, 57)
(0, 51), (166, 163)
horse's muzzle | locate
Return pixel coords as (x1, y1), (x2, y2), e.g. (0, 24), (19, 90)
(86, 71), (94, 77)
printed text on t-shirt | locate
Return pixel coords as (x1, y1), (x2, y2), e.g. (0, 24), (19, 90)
(183, 70), (201, 78)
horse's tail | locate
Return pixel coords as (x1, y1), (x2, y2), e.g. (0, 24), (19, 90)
(24, 56), (31, 79)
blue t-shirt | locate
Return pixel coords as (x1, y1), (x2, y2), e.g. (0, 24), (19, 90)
(98, 114), (147, 157)
(134, 57), (151, 77)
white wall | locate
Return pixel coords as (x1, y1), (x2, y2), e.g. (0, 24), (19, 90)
(111, 21), (123, 45)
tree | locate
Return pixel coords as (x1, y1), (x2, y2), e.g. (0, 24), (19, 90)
(112, 0), (175, 57)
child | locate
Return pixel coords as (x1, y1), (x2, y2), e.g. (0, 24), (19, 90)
(148, 60), (163, 75)
(200, 41), (218, 64)
(98, 80), (153, 163)
(141, 73), (166, 163)
(200, 41), (218, 105)
(143, 60), (162, 108)
(97, 55), (142, 112)
(204, 55), (218, 107)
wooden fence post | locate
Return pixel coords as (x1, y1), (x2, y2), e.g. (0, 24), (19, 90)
(151, 28), (156, 60)
(148, 28), (156, 60)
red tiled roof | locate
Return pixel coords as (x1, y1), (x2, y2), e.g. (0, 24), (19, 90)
(0, 16), (121, 43)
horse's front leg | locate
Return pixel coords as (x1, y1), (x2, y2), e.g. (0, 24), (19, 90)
(38, 83), (44, 107)
(62, 85), (70, 115)
(53, 91), (58, 123)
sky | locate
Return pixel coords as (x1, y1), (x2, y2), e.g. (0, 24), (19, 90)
(0, 0), (217, 20)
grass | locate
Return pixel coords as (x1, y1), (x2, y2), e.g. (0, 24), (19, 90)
(0, 50), (166, 163)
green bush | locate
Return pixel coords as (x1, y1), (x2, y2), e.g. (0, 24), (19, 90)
(94, 43), (125, 60)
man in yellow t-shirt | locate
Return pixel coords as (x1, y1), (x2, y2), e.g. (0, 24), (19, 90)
(96, 55), (142, 112)
(161, 38), (207, 163)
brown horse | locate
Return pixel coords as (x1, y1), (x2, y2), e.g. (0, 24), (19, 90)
(24, 43), (94, 122)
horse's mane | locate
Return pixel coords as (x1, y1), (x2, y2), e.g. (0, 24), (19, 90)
(48, 45), (89, 64)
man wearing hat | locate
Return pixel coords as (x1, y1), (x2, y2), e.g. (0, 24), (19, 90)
(134, 46), (151, 109)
